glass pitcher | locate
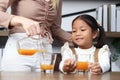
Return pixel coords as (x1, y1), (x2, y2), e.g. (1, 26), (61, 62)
(17, 35), (47, 56)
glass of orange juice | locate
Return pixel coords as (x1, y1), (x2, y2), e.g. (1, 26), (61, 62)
(76, 54), (91, 73)
(40, 53), (57, 73)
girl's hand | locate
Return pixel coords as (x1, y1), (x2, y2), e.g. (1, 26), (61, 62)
(10, 16), (43, 36)
(89, 63), (102, 75)
(63, 59), (76, 73)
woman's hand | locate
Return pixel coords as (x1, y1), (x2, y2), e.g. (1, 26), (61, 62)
(89, 63), (102, 75)
(63, 59), (76, 73)
(10, 16), (42, 36)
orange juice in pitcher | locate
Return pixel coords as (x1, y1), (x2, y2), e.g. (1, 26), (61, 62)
(18, 49), (47, 55)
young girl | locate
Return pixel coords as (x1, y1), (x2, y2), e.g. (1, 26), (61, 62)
(59, 14), (111, 74)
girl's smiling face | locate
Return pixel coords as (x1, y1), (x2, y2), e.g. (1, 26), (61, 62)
(72, 19), (97, 49)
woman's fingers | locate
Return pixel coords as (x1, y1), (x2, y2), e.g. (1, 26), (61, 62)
(27, 22), (41, 36)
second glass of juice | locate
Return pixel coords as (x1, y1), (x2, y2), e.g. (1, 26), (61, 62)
(76, 54), (91, 73)
(40, 53), (57, 73)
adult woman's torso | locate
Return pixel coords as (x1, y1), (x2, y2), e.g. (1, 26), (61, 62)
(10, 0), (59, 34)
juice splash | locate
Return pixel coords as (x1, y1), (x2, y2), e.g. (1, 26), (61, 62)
(40, 64), (54, 70)
(76, 62), (88, 70)
(18, 49), (47, 55)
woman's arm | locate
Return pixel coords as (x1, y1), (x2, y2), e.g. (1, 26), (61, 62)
(51, 0), (73, 46)
(0, 0), (15, 28)
(0, 0), (41, 36)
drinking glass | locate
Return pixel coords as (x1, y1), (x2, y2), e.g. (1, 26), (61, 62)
(40, 53), (57, 73)
(76, 54), (91, 73)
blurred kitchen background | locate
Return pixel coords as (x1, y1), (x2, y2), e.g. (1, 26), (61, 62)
(0, 0), (120, 71)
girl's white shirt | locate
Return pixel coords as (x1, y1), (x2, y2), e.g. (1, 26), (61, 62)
(59, 42), (111, 74)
